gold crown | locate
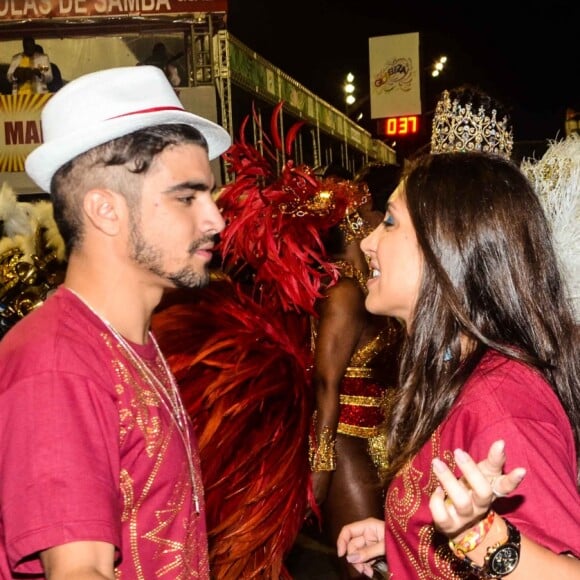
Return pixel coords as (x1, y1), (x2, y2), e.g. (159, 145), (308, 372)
(430, 90), (513, 159)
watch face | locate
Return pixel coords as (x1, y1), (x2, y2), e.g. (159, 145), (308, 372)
(489, 544), (520, 575)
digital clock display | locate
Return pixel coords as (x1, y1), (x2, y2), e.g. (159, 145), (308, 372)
(377, 116), (419, 136)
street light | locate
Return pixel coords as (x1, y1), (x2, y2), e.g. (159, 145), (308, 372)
(344, 72), (356, 111)
(431, 55), (448, 78)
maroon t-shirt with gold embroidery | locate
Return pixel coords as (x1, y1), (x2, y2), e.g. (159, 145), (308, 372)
(385, 351), (580, 578)
(0, 287), (209, 578)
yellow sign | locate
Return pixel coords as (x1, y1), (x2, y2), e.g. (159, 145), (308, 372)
(0, 94), (52, 172)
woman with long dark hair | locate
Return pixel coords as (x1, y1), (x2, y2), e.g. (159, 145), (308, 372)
(337, 152), (580, 578)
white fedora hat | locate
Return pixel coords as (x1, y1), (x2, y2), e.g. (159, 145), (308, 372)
(25, 66), (232, 193)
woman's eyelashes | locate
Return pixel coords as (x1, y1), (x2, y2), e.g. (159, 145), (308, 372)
(383, 213), (395, 227)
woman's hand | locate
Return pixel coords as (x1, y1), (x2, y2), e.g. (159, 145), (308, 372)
(429, 439), (526, 539)
(336, 517), (385, 578)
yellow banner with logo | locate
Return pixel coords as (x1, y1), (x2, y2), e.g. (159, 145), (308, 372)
(0, 94), (52, 173)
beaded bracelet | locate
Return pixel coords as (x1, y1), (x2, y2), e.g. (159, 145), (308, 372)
(449, 511), (496, 558)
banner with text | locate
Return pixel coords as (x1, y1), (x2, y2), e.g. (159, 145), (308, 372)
(0, 0), (227, 20)
(369, 32), (421, 119)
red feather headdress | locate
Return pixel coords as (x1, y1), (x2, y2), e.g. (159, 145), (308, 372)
(218, 101), (366, 315)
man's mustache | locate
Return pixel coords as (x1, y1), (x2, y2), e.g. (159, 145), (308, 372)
(188, 233), (221, 254)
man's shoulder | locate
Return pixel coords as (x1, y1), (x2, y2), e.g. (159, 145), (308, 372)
(0, 289), (100, 361)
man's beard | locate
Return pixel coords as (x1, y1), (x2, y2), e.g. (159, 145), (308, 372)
(129, 225), (215, 289)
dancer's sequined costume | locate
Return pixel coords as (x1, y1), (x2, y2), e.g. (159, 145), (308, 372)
(311, 260), (402, 477)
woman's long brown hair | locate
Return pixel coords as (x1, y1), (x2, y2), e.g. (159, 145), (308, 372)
(385, 152), (580, 486)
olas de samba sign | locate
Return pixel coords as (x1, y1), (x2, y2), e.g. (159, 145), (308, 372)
(0, 0), (227, 19)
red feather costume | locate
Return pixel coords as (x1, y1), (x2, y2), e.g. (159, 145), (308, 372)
(152, 103), (366, 578)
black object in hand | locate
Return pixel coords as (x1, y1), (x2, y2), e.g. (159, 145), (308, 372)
(13, 67), (35, 82)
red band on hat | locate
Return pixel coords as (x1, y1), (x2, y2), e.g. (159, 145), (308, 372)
(107, 106), (186, 120)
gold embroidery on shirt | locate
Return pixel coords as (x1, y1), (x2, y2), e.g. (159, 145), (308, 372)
(387, 461), (423, 532)
(105, 332), (163, 459)
(120, 469), (135, 522)
(387, 462), (435, 577)
(103, 331), (202, 579)
(144, 472), (189, 576)
(386, 431), (462, 578)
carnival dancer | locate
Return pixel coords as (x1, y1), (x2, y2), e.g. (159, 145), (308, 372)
(152, 103), (379, 578)
(337, 151), (580, 578)
(0, 65), (231, 578)
(307, 164), (404, 579)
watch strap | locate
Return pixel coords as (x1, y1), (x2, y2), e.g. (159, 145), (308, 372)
(458, 517), (521, 579)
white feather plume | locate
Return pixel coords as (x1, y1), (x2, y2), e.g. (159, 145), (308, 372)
(0, 182), (35, 240)
(31, 200), (66, 261)
(0, 182), (66, 263)
(521, 133), (580, 322)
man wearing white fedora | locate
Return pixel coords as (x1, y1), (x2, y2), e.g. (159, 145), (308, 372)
(0, 65), (231, 578)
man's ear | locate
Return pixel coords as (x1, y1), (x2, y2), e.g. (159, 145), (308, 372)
(82, 188), (123, 236)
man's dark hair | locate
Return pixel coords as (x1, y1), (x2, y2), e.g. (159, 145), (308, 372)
(51, 123), (208, 254)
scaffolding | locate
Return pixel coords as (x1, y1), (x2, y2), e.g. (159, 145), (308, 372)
(0, 8), (395, 194)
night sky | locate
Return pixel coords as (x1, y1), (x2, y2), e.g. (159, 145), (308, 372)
(227, 0), (579, 150)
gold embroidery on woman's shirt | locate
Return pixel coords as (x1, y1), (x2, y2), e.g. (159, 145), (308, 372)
(385, 431), (461, 578)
